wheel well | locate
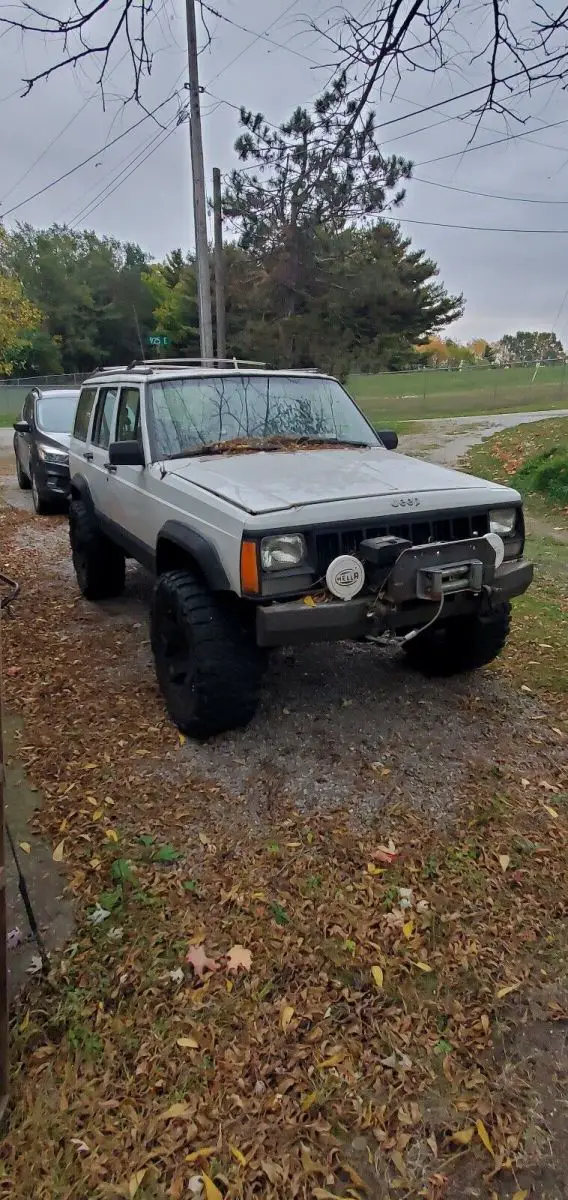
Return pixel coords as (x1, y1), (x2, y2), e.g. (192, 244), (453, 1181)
(156, 538), (206, 582)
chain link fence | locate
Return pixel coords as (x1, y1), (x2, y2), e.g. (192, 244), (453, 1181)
(0, 374), (89, 421)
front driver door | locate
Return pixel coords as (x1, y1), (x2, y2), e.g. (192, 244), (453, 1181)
(104, 385), (155, 565)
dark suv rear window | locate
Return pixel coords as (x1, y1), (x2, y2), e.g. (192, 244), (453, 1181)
(73, 387), (97, 441)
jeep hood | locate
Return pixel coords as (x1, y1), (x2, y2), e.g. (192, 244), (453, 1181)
(168, 447), (516, 515)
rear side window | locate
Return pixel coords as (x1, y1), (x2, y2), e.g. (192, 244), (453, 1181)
(73, 388), (97, 441)
(92, 387), (118, 450)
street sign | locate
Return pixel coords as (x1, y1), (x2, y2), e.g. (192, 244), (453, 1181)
(147, 335), (169, 346)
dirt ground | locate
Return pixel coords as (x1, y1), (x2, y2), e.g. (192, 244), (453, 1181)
(1, 419), (568, 1199)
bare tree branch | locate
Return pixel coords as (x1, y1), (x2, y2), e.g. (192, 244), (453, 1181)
(309, 0), (568, 134)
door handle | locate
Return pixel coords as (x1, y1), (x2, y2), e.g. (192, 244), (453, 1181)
(83, 451), (93, 461)
(104, 462), (117, 473)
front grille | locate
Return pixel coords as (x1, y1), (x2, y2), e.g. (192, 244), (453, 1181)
(311, 511), (490, 579)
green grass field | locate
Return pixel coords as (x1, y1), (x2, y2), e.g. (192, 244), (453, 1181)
(2, 364), (568, 427)
(348, 363), (568, 424)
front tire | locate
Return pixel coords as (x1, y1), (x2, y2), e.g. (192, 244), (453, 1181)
(151, 569), (263, 739)
(31, 471), (52, 515)
(16, 456), (31, 490)
(69, 497), (125, 600)
(403, 603), (511, 676)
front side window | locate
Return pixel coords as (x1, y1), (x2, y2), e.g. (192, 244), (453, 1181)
(115, 387), (141, 442)
(92, 387), (118, 449)
(36, 391), (79, 435)
(148, 375), (377, 459)
(73, 388), (97, 441)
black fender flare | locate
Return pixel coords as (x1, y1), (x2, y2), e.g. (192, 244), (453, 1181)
(156, 520), (231, 591)
(69, 473), (96, 515)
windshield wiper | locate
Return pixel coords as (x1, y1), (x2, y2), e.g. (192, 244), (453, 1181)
(164, 435), (375, 460)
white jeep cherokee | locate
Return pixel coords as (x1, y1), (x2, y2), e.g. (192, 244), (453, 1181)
(68, 360), (533, 738)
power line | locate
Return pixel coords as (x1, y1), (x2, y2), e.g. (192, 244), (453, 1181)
(416, 117), (568, 167)
(1, 96), (94, 207)
(204, 0), (302, 88)
(411, 175), (568, 205)
(199, 2), (319, 66)
(0, 90), (183, 219)
(68, 120), (179, 227)
(395, 216), (568, 233)
(71, 121), (181, 227)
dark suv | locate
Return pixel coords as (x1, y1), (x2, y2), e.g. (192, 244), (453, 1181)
(14, 388), (80, 514)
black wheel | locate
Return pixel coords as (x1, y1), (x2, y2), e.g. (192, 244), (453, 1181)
(69, 497), (125, 600)
(403, 603), (512, 676)
(16, 456), (31, 490)
(150, 569), (264, 739)
(31, 471), (52, 515)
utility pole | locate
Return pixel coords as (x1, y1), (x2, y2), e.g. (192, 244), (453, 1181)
(185, 0), (213, 363)
(212, 167), (226, 362)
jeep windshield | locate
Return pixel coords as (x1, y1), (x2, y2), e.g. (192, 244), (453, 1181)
(148, 374), (379, 460)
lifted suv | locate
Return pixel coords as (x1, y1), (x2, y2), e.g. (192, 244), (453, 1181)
(68, 359), (533, 738)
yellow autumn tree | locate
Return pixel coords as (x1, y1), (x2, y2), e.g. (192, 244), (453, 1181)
(0, 229), (42, 375)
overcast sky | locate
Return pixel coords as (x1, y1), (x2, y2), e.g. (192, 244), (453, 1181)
(1, 0), (568, 344)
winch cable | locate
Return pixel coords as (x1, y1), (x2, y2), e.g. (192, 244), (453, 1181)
(1, 569), (49, 974)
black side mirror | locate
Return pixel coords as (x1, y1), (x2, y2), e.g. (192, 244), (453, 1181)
(377, 429), (398, 450)
(108, 440), (145, 467)
(14, 420), (30, 434)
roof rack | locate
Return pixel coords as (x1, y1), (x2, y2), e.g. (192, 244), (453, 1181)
(125, 357), (268, 370)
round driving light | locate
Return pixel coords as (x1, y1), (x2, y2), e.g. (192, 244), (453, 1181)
(326, 554), (365, 600)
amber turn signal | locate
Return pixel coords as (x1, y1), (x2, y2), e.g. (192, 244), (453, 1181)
(240, 540), (260, 594)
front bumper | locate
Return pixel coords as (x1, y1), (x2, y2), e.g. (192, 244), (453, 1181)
(256, 558), (533, 648)
(35, 459), (70, 497)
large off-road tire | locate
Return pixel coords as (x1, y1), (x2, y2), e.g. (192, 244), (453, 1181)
(69, 496), (125, 600)
(403, 603), (511, 676)
(150, 569), (264, 739)
(16, 456), (31, 490)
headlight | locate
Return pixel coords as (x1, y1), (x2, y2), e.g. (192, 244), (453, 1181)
(489, 507), (517, 536)
(37, 444), (68, 464)
(260, 534), (306, 570)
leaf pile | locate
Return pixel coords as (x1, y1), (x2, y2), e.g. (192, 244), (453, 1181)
(1, 504), (568, 1199)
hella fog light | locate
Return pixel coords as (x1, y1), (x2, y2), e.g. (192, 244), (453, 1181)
(260, 534), (306, 570)
(489, 507), (516, 536)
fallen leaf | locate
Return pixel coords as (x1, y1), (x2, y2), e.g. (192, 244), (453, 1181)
(319, 1051), (345, 1068)
(451, 1127), (475, 1145)
(229, 1144), (247, 1166)
(178, 733), (186, 746)
(226, 944), (252, 972)
(128, 1169), (147, 1199)
(162, 1103), (192, 1120)
(176, 1036), (199, 1049)
(186, 945), (220, 978)
(498, 854), (510, 872)
(413, 961), (433, 973)
(367, 863), (384, 876)
(91, 809), (103, 822)
(496, 983), (521, 999)
(476, 1118), (494, 1157)
(280, 1003), (294, 1032)
(371, 965), (384, 990)
(391, 1149), (407, 1177)
(201, 1173), (222, 1200)
(303, 595), (316, 607)
(543, 804), (559, 819)
(301, 1091), (318, 1111)
(185, 1147), (216, 1163)
(18, 842), (31, 854)
(512, 1192), (528, 1200)
(403, 920), (414, 939)
(104, 829), (119, 843)
(52, 840), (65, 862)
